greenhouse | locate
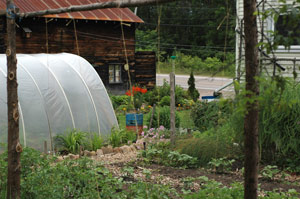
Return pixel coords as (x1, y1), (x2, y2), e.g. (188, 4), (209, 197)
(0, 53), (118, 151)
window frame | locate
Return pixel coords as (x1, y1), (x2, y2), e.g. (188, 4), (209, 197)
(108, 64), (122, 84)
(267, 13), (300, 52)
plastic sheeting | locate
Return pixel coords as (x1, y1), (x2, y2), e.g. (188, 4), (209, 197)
(0, 53), (118, 151)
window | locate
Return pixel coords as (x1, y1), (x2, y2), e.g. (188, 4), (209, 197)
(275, 15), (300, 46)
(109, 64), (122, 83)
(268, 14), (300, 50)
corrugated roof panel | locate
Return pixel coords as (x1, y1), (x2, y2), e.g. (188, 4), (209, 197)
(0, 0), (143, 23)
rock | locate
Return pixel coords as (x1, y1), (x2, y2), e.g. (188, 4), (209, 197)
(56, 156), (64, 162)
(90, 151), (96, 156)
(120, 145), (131, 154)
(84, 150), (90, 156)
(63, 155), (69, 160)
(68, 154), (76, 160)
(130, 145), (136, 152)
(97, 149), (103, 157)
(102, 145), (114, 154)
(113, 147), (121, 154)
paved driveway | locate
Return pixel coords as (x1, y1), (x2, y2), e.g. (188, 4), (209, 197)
(156, 74), (234, 98)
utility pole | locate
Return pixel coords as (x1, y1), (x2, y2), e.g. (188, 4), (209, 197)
(6, 0), (21, 198)
(170, 55), (176, 145)
(243, 0), (259, 198)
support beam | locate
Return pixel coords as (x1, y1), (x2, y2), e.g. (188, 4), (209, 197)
(17, 0), (176, 18)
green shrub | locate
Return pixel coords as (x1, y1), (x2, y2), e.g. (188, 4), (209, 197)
(191, 100), (232, 131)
(54, 129), (87, 154)
(109, 128), (137, 147)
(110, 95), (129, 109)
(146, 106), (180, 129)
(230, 77), (300, 168)
(188, 71), (200, 102)
(85, 133), (104, 151)
(176, 125), (240, 166)
(159, 96), (170, 106)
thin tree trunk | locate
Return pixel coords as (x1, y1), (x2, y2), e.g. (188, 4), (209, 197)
(243, 0), (259, 199)
(6, 1), (21, 198)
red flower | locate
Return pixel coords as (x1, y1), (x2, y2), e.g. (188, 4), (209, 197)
(141, 88), (147, 94)
(125, 90), (132, 96)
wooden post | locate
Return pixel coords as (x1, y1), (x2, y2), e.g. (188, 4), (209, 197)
(170, 72), (176, 146)
(44, 141), (47, 154)
(6, 1), (21, 198)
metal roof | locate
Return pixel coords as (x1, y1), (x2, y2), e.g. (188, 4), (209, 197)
(0, 0), (143, 23)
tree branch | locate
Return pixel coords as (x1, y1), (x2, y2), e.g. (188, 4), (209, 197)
(17, 0), (176, 18)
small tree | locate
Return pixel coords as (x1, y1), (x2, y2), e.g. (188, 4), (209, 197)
(188, 71), (200, 102)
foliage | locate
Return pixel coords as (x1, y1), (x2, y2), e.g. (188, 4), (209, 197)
(184, 182), (244, 199)
(110, 95), (129, 110)
(136, 0), (236, 60)
(191, 100), (232, 131)
(140, 144), (198, 169)
(208, 157), (235, 173)
(188, 71), (200, 102)
(143, 80), (189, 106)
(54, 129), (87, 154)
(232, 78), (300, 167)
(176, 123), (241, 166)
(158, 52), (235, 76)
(146, 106), (181, 129)
(85, 133), (104, 152)
(109, 127), (137, 147)
(54, 129), (104, 154)
(159, 95), (171, 106)
(260, 165), (281, 181)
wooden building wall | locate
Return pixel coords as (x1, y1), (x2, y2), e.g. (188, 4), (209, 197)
(0, 17), (156, 94)
(134, 51), (156, 89)
(0, 16), (136, 93)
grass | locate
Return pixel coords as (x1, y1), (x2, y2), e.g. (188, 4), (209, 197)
(157, 65), (234, 78)
(116, 109), (195, 130)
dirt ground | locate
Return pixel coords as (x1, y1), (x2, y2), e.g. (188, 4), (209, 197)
(94, 149), (300, 194)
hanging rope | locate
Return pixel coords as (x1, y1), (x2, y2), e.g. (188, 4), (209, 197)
(156, 3), (163, 128)
(45, 18), (54, 152)
(73, 19), (80, 56)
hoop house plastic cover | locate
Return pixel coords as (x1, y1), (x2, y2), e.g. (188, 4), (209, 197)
(0, 53), (118, 151)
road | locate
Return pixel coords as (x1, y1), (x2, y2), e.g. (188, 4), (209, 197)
(156, 74), (234, 98)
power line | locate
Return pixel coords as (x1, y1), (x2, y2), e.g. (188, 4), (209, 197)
(64, 29), (235, 53)
(141, 22), (236, 28)
(69, 29), (234, 50)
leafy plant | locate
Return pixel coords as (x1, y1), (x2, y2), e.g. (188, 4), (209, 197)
(85, 133), (104, 151)
(146, 106), (181, 129)
(109, 128), (137, 147)
(260, 165), (281, 181)
(54, 129), (87, 154)
(208, 157), (235, 173)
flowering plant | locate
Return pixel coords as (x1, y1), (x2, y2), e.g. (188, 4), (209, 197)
(141, 125), (170, 145)
(125, 86), (148, 111)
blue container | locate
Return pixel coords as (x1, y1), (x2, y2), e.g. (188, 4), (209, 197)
(126, 113), (143, 126)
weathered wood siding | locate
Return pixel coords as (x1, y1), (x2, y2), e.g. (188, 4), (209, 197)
(0, 16), (157, 94)
(236, 0), (300, 80)
(134, 51), (156, 89)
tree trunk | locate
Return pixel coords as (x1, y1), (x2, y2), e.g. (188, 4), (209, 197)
(243, 0), (259, 199)
(6, 1), (21, 199)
